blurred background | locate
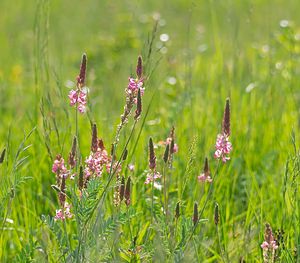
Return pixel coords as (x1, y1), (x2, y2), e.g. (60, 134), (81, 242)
(1, 0), (300, 261)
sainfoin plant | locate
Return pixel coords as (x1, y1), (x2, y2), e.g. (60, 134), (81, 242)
(39, 51), (286, 262)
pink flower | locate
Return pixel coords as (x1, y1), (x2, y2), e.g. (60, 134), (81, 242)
(214, 133), (232, 163)
(84, 148), (109, 178)
(128, 164), (135, 172)
(68, 88), (88, 113)
(54, 202), (73, 221)
(127, 77), (144, 103)
(145, 171), (161, 184)
(198, 173), (212, 183)
(166, 137), (178, 154)
(52, 155), (69, 178)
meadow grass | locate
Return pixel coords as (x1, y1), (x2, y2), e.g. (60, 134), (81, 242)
(0, 0), (300, 262)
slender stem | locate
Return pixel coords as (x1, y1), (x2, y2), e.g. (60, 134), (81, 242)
(183, 160), (221, 252)
(151, 171), (154, 224)
(163, 164), (168, 222)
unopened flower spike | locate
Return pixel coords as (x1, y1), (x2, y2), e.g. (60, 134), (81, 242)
(214, 203), (219, 226)
(91, 123), (98, 153)
(125, 177), (131, 206)
(134, 88), (142, 120)
(193, 202), (199, 226)
(136, 55), (143, 79)
(68, 136), (77, 168)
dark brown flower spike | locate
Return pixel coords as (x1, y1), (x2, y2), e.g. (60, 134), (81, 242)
(120, 176), (125, 201)
(68, 136), (77, 168)
(149, 137), (156, 170)
(125, 177), (131, 206)
(214, 202), (219, 226)
(163, 144), (170, 164)
(59, 176), (66, 206)
(78, 53), (87, 87)
(78, 165), (84, 190)
(136, 55), (143, 79)
(193, 202), (198, 226)
(91, 123), (98, 153)
(0, 148), (6, 164)
(175, 201), (180, 220)
(134, 88), (142, 120)
(204, 157), (210, 176)
(222, 98), (230, 136)
(123, 149), (128, 161)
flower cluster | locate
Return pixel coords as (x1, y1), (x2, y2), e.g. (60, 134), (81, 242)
(145, 171), (161, 184)
(54, 202), (73, 221)
(52, 155), (69, 185)
(214, 133), (232, 163)
(127, 77), (145, 103)
(261, 223), (278, 262)
(68, 88), (88, 113)
(84, 144), (110, 178)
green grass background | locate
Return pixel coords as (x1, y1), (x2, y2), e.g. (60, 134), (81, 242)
(0, 0), (300, 261)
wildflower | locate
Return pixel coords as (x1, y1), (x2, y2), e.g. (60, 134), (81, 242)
(261, 223), (278, 262)
(116, 56), (145, 142)
(68, 54), (89, 113)
(120, 176), (125, 201)
(214, 98), (232, 163)
(54, 202), (73, 221)
(198, 157), (213, 183)
(145, 171), (161, 184)
(52, 155), (69, 186)
(165, 126), (178, 154)
(84, 144), (109, 178)
(128, 164), (135, 172)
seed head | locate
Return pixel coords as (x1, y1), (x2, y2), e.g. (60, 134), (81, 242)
(134, 88), (142, 120)
(222, 98), (230, 136)
(193, 202), (198, 226)
(149, 137), (156, 170)
(125, 177), (131, 206)
(136, 55), (143, 79)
